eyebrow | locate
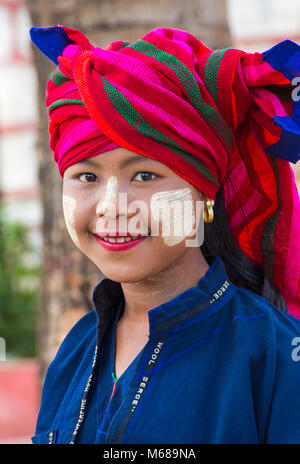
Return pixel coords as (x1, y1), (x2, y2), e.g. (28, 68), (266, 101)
(79, 154), (156, 169)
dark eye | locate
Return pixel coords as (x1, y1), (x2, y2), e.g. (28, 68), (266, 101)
(133, 171), (157, 182)
(76, 173), (98, 183)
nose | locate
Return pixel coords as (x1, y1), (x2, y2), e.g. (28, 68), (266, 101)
(96, 176), (116, 218)
(95, 177), (149, 236)
(95, 176), (130, 219)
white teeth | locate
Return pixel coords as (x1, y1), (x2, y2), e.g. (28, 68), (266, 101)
(102, 236), (147, 243)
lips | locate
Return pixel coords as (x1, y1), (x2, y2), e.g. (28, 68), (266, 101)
(93, 233), (148, 251)
(94, 232), (148, 238)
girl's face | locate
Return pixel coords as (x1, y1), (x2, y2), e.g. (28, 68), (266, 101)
(62, 148), (205, 283)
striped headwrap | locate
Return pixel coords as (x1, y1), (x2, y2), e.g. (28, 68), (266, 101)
(30, 25), (300, 317)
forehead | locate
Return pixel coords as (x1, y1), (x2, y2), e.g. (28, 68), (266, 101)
(81, 148), (158, 169)
(64, 147), (175, 176)
(66, 147), (170, 171)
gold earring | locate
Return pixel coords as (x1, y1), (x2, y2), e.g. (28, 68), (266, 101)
(203, 197), (214, 223)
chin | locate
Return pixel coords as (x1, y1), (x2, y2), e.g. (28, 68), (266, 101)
(100, 263), (164, 284)
(91, 261), (147, 283)
(105, 272), (149, 284)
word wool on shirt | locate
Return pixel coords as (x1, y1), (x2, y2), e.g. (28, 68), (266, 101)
(148, 341), (164, 365)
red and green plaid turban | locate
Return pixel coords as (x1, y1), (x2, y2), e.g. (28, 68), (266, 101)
(30, 25), (300, 317)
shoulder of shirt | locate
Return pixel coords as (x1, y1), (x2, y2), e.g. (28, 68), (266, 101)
(34, 309), (98, 436)
(61, 308), (97, 342)
(46, 309), (97, 371)
(229, 285), (300, 336)
(225, 287), (300, 383)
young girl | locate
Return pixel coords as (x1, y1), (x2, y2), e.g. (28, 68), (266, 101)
(29, 25), (300, 444)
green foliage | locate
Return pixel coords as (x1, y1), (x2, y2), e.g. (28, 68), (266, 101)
(0, 206), (40, 357)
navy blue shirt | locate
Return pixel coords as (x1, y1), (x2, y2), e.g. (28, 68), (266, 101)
(32, 254), (300, 444)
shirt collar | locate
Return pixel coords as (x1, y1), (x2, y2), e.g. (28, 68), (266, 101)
(92, 254), (236, 338)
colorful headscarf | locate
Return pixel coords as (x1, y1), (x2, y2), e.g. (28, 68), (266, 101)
(30, 25), (300, 317)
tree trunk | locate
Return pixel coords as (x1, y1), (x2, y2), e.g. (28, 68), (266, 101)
(27, 0), (231, 383)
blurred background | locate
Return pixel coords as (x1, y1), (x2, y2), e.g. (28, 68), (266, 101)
(0, 0), (299, 444)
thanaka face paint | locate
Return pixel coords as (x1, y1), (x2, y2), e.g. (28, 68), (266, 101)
(92, 178), (200, 244)
(104, 176), (119, 204)
(62, 195), (80, 247)
(95, 176), (120, 235)
(150, 188), (196, 246)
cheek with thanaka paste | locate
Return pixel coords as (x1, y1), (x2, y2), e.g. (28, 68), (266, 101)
(62, 195), (81, 248)
(150, 188), (195, 246)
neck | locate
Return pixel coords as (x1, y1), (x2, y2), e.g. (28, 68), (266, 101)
(120, 248), (209, 324)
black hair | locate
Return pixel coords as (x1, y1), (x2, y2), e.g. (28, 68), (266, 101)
(200, 186), (288, 312)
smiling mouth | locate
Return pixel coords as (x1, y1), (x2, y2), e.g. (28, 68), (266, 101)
(93, 234), (148, 243)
